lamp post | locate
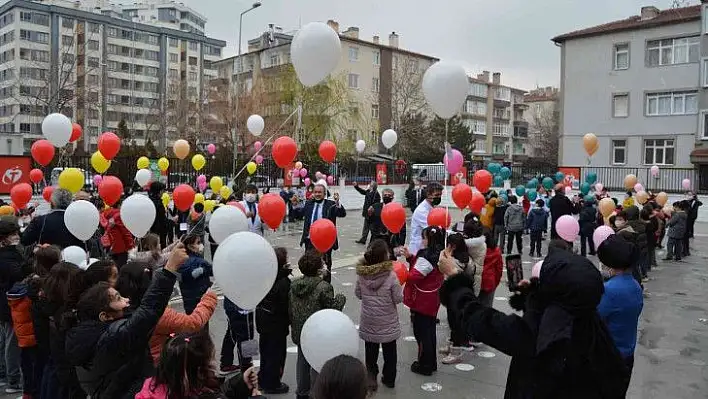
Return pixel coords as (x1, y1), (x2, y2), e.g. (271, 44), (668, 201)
(232, 1), (261, 177)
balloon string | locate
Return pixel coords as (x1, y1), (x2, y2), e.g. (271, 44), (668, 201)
(444, 119), (449, 247)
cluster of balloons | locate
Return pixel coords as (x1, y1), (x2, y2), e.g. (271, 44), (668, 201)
(486, 163), (512, 188)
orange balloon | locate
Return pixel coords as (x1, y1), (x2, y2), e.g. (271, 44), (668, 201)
(583, 133), (598, 156)
(259, 193), (286, 230)
(655, 192), (668, 206)
(636, 191), (649, 205)
(173, 139), (190, 160)
(381, 202), (406, 233)
(310, 219), (337, 253)
(623, 174), (637, 190)
(451, 183), (472, 210)
(427, 208), (451, 229)
(599, 197), (615, 218)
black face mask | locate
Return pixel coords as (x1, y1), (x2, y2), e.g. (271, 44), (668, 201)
(382, 197), (393, 204)
(431, 197), (442, 206)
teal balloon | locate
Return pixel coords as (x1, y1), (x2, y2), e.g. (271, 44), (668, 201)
(527, 189), (538, 201)
(488, 163), (501, 175)
(554, 171), (565, 182)
(542, 177), (554, 190)
(494, 175), (504, 187)
(526, 178), (538, 189)
(586, 172), (597, 185)
(515, 185), (526, 197)
(584, 195), (595, 204)
(580, 182), (591, 195)
(499, 193), (508, 203)
(500, 166), (511, 179)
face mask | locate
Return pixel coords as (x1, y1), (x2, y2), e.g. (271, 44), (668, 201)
(431, 197), (442, 206)
(245, 194), (256, 203)
(615, 220), (626, 229)
(382, 197), (393, 204)
(197, 244), (205, 253)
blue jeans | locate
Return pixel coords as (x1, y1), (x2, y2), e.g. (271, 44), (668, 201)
(0, 321), (20, 386)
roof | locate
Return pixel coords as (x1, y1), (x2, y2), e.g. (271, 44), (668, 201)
(552, 5), (701, 43)
(524, 94), (558, 103)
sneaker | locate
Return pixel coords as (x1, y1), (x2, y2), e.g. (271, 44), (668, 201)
(5, 385), (22, 394)
(410, 361), (433, 376)
(367, 375), (378, 392)
(262, 382), (289, 394)
(438, 343), (451, 355)
(218, 365), (239, 376)
(441, 349), (463, 365)
(641, 277), (650, 283)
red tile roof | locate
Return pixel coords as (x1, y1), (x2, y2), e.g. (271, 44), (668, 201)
(552, 5), (701, 43)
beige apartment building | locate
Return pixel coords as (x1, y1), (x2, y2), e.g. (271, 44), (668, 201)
(523, 86), (559, 160)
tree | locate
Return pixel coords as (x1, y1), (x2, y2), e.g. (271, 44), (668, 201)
(429, 116), (475, 159)
(396, 112), (431, 162)
(387, 56), (431, 135)
(528, 101), (560, 163)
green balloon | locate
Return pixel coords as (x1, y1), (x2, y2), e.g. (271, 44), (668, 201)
(488, 163), (501, 175)
(584, 195), (595, 204)
(526, 178), (538, 189)
(580, 182), (591, 195)
(586, 172), (597, 185)
(494, 175), (504, 187)
(500, 166), (511, 179)
(555, 171), (565, 182)
(542, 177), (554, 190)
(515, 185), (526, 197)
(527, 189), (538, 201)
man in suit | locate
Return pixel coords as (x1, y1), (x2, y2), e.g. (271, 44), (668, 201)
(367, 188), (407, 259)
(300, 182), (346, 282)
(405, 181), (426, 211)
(353, 180), (380, 244)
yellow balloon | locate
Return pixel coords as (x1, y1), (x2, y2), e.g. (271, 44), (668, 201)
(173, 139), (190, 160)
(191, 154), (206, 171)
(0, 205), (14, 216)
(219, 186), (232, 199)
(204, 200), (216, 213)
(58, 168), (84, 193)
(91, 152), (111, 174)
(137, 156), (150, 169)
(210, 176), (223, 192)
(194, 193), (205, 204)
(246, 161), (257, 175)
(161, 192), (170, 208)
(158, 157), (170, 172)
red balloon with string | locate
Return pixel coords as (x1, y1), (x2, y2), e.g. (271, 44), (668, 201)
(42, 186), (54, 203)
(427, 208), (451, 228)
(97, 132), (120, 160)
(31, 140), (54, 166)
(318, 140), (337, 163)
(451, 183), (472, 209)
(29, 169), (44, 184)
(70, 123), (82, 143)
(473, 169), (493, 193)
(173, 184), (195, 212)
(468, 191), (486, 214)
(98, 176), (123, 206)
(10, 183), (32, 209)
(310, 219), (337, 253)
(271, 136), (298, 168)
(393, 261), (409, 284)
(259, 193), (286, 230)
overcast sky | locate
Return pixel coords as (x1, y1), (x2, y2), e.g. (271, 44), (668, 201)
(175, 0), (692, 90)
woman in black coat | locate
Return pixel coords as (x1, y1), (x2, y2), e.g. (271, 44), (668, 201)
(148, 182), (169, 248)
(439, 246), (629, 398)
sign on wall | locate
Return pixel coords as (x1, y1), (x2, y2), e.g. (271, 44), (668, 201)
(0, 157), (31, 194)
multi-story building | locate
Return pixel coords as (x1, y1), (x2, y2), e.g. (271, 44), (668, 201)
(0, 0), (225, 155)
(460, 71), (529, 162)
(523, 86), (559, 160)
(553, 4), (702, 171)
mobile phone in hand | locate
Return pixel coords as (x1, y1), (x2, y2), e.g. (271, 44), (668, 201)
(505, 254), (523, 291)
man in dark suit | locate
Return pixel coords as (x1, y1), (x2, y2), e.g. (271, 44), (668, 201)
(353, 180), (380, 244)
(405, 181), (426, 211)
(300, 182), (346, 282)
(367, 188), (407, 259)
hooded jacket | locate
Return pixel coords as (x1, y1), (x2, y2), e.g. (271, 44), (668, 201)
(355, 261), (403, 343)
(7, 280), (35, 347)
(526, 207), (548, 233)
(493, 201), (508, 226)
(625, 207), (647, 255)
(100, 208), (135, 254)
(480, 198), (496, 229)
(289, 276), (346, 345)
(148, 182), (168, 237)
(504, 203), (526, 233)
(667, 210), (687, 239)
(256, 267), (292, 337)
(178, 251), (213, 314)
(464, 236), (486, 296)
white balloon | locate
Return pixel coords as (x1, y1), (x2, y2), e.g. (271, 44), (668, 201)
(247, 114), (265, 136)
(422, 61), (469, 119)
(42, 113), (73, 147)
(301, 309), (359, 372)
(290, 22), (341, 87)
(381, 129), (398, 149)
(78, 257), (99, 271)
(213, 232), (277, 310)
(62, 246), (87, 267)
(209, 205), (248, 244)
(120, 194), (156, 238)
(355, 140), (366, 153)
(135, 168), (152, 187)
(64, 200), (99, 241)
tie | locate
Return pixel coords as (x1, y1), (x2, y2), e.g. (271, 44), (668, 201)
(248, 202), (256, 223)
(312, 203), (320, 224)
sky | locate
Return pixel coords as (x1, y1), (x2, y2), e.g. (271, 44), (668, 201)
(174, 0), (694, 90)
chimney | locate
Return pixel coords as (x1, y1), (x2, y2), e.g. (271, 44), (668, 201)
(481, 70), (490, 82)
(342, 27), (360, 39)
(326, 19), (339, 33)
(640, 6), (659, 20)
(388, 32), (399, 48)
(373, 35), (379, 44)
(492, 72), (501, 85)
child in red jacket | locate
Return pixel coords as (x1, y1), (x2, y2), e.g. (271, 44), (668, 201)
(403, 226), (445, 376)
(479, 228), (503, 308)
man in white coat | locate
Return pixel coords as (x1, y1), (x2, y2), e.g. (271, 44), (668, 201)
(409, 182), (444, 255)
(241, 184), (264, 236)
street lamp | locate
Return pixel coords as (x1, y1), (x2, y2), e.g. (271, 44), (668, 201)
(232, 1), (262, 177)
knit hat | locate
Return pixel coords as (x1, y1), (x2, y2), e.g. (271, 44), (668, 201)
(597, 234), (635, 270)
(0, 216), (19, 238)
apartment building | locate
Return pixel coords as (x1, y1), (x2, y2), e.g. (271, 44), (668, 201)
(460, 71), (529, 162)
(523, 86), (559, 159)
(553, 4), (704, 171)
(0, 0), (225, 155)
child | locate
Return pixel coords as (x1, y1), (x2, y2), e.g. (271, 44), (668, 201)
(84, 259), (119, 287)
(128, 233), (176, 269)
(312, 355), (369, 399)
(403, 226), (446, 376)
(188, 202), (206, 239)
(221, 299), (255, 374)
(290, 250), (346, 399)
(681, 200), (692, 257)
(463, 216), (486, 292)
(479, 228), (503, 308)
(504, 196), (525, 255)
(179, 234), (213, 315)
(439, 233), (472, 365)
(614, 211), (644, 283)
(241, 184), (264, 236)
(622, 191), (635, 209)
(664, 202), (687, 261)
(480, 197), (496, 229)
(136, 331), (264, 399)
(526, 199), (549, 258)
(492, 196), (508, 253)
(596, 234), (643, 395)
(255, 247), (292, 394)
(355, 240), (402, 390)
(579, 197), (598, 257)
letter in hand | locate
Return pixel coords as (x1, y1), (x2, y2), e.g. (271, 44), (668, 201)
(165, 242), (188, 273)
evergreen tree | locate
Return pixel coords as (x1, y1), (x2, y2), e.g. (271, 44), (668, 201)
(429, 116), (476, 159)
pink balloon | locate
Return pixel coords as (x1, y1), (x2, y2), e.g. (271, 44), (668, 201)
(555, 214), (579, 242)
(198, 181), (207, 192)
(196, 174), (207, 184)
(304, 177), (311, 187)
(531, 260), (543, 279)
(443, 149), (464, 175)
(650, 165), (659, 177)
(93, 175), (103, 187)
(299, 168), (308, 178)
(633, 183), (643, 193)
(593, 225), (615, 248)
(326, 175), (334, 185)
(595, 183), (604, 192)
(207, 143), (216, 155)
(255, 155), (264, 165)
(564, 186), (571, 194)
(682, 178), (691, 190)
(254, 141), (262, 151)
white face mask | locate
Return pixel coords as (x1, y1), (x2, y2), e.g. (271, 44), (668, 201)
(615, 220), (626, 229)
(245, 194), (257, 203)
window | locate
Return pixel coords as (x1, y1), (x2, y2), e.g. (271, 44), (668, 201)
(88, 23), (100, 34)
(493, 123), (509, 136)
(612, 140), (626, 164)
(61, 35), (73, 46)
(373, 51), (380, 66)
(269, 54), (280, 67)
(494, 87), (511, 101)
(107, 27), (118, 37)
(348, 47), (359, 62)
(371, 104), (379, 118)
(702, 111), (708, 139)
(646, 36), (699, 66)
(62, 53), (75, 64)
(703, 58), (708, 87)
(644, 139), (674, 165)
(87, 74), (99, 85)
(464, 100), (486, 115)
(88, 57), (99, 68)
(646, 91), (698, 116)
(612, 94), (629, 117)
(87, 40), (99, 51)
(188, 72), (197, 81)
(169, 53), (178, 63)
(188, 56), (197, 66)
(348, 73), (359, 89)
(169, 37), (178, 47)
(371, 77), (379, 93)
(20, 30), (48, 44)
(470, 83), (488, 98)
(188, 42), (198, 51)
(62, 17), (74, 29)
(613, 43), (629, 70)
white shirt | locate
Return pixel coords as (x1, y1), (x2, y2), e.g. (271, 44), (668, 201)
(241, 200), (264, 236)
(409, 200), (433, 255)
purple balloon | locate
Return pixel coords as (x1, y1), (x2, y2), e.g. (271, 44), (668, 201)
(443, 149), (464, 175)
(207, 143), (216, 155)
(593, 225), (614, 248)
(299, 168), (308, 178)
(255, 155), (264, 165)
(254, 141), (262, 151)
(196, 174), (207, 184)
(304, 177), (311, 187)
(93, 175), (103, 186)
(292, 168), (299, 177)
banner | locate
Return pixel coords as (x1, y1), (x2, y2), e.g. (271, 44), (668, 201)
(376, 163), (388, 185)
(0, 157), (31, 194)
(558, 167), (580, 189)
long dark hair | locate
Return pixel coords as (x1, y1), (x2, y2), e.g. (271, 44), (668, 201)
(85, 260), (117, 286)
(114, 262), (152, 310)
(151, 331), (219, 399)
(363, 239), (390, 265)
(447, 233), (469, 264)
(76, 282), (114, 322)
(43, 262), (87, 306)
(312, 354), (368, 399)
(34, 245), (60, 277)
(420, 226), (446, 265)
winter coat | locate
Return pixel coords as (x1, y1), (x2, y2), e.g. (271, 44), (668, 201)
(549, 194), (578, 236)
(149, 194), (169, 238)
(289, 276), (346, 345)
(579, 203), (598, 236)
(688, 198), (702, 221)
(354, 185), (381, 217)
(504, 204), (526, 232)
(0, 245), (24, 322)
(256, 268), (291, 337)
(403, 255), (444, 317)
(667, 211), (687, 239)
(21, 210), (84, 249)
(136, 374), (260, 399)
(645, 217), (659, 248)
(149, 291), (218, 363)
(522, 197), (531, 215)
(481, 247), (503, 294)
(525, 207), (548, 233)
(367, 202), (407, 253)
(178, 252), (213, 314)
(480, 198), (496, 229)
(66, 268), (177, 399)
(7, 281), (35, 347)
(626, 221), (647, 256)
(493, 203), (508, 226)
(464, 236), (486, 296)
(355, 261), (403, 343)
(100, 208), (135, 255)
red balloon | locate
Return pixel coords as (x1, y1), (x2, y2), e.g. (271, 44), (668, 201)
(468, 192), (486, 214)
(427, 207), (451, 228)
(271, 136), (298, 168)
(173, 184), (195, 212)
(310, 219), (337, 253)
(98, 176), (123, 206)
(227, 201), (246, 214)
(31, 140), (55, 167)
(259, 193), (287, 230)
(393, 261), (409, 284)
(97, 132), (120, 160)
(70, 123), (82, 143)
(381, 202), (406, 233)
(42, 186), (54, 203)
(318, 140), (337, 163)
(451, 183), (472, 209)
(473, 170), (493, 193)
(29, 169), (44, 184)
(10, 183), (32, 209)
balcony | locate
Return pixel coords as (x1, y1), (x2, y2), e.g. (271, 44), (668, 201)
(513, 121), (529, 138)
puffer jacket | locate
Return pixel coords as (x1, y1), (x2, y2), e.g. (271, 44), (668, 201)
(256, 267), (292, 337)
(0, 245), (24, 323)
(289, 276), (346, 345)
(403, 255), (444, 317)
(355, 260), (403, 343)
(178, 252), (213, 314)
(7, 281), (35, 347)
(504, 204), (526, 232)
(481, 247), (503, 294)
(667, 211), (687, 239)
(464, 236), (486, 296)
(480, 198), (496, 229)
(526, 207), (548, 233)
